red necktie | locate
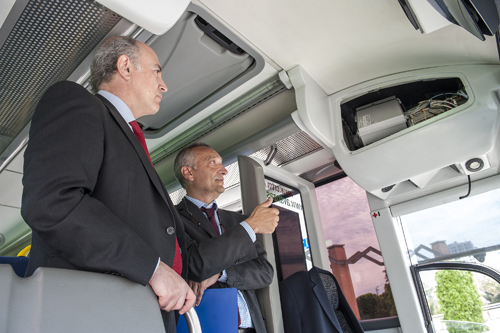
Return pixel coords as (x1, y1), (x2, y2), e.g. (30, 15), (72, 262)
(200, 206), (240, 326)
(129, 120), (182, 276)
(200, 206), (220, 235)
(129, 120), (152, 164)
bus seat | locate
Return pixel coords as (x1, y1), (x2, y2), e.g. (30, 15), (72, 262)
(0, 256), (28, 277)
(177, 288), (238, 333)
(0, 265), (165, 333)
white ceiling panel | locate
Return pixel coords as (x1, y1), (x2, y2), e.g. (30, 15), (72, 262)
(0, 206), (22, 230)
(0, 170), (23, 208)
(0, 204), (24, 227)
(5, 147), (25, 173)
(199, 0), (498, 95)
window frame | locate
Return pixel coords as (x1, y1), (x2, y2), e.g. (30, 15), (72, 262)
(411, 261), (500, 333)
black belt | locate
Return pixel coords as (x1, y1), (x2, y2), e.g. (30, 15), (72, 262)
(238, 328), (256, 333)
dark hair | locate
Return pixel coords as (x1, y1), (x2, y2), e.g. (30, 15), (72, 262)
(174, 142), (212, 188)
(89, 36), (141, 93)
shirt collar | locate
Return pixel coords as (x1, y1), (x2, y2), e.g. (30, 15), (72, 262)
(185, 195), (218, 211)
(98, 90), (135, 129)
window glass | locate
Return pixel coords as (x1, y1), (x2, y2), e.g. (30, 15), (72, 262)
(316, 177), (397, 321)
(265, 177), (312, 281)
(420, 269), (500, 332)
(399, 188), (500, 270)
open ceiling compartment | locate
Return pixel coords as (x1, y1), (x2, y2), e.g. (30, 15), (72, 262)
(140, 4), (265, 138)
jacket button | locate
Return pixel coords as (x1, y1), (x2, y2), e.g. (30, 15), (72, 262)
(166, 227), (175, 235)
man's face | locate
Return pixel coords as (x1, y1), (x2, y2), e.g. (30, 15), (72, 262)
(130, 43), (167, 117)
(189, 147), (227, 201)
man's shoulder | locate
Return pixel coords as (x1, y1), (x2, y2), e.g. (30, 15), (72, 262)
(279, 269), (311, 287)
(45, 80), (91, 96)
(174, 198), (185, 211)
(33, 81), (103, 124)
(174, 198), (191, 220)
(40, 81), (101, 107)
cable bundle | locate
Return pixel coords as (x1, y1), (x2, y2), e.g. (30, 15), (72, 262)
(404, 91), (468, 126)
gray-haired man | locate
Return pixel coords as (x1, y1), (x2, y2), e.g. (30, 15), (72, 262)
(22, 36), (194, 331)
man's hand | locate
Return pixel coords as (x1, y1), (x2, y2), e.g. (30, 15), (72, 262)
(149, 261), (196, 314)
(189, 272), (221, 306)
(245, 197), (279, 234)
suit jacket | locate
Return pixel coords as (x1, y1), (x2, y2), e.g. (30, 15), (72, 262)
(22, 81), (187, 332)
(279, 266), (364, 333)
(176, 198), (273, 333)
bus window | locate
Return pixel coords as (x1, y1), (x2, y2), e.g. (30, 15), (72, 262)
(419, 269), (499, 332)
(399, 187), (500, 269)
(316, 176), (398, 325)
(399, 187), (500, 332)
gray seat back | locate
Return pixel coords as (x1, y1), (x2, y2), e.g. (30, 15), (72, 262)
(0, 264), (165, 333)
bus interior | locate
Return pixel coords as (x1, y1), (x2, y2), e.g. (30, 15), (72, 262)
(1, 0), (500, 332)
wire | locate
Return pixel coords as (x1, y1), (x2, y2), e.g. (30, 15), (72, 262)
(459, 175), (472, 199)
(404, 91), (466, 125)
(429, 92), (468, 101)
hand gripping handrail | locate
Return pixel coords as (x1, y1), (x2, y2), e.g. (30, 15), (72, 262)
(184, 307), (202, 333)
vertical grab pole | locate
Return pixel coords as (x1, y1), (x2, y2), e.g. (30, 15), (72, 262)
(184, 308), (202, 333)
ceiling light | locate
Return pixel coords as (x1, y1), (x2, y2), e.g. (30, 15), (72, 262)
(465, 158), (484, 172)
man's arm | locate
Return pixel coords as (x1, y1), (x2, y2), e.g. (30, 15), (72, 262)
(222, 239), (273, 290)
(184, 198), (278, 281)
(189, 238), (273, 304)
(185, 224), (258, 281)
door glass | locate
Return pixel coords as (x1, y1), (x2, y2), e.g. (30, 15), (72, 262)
(316, 177), (398, 321)
(420, 269), (499, 332)
(399, 188), (500, 270)
(265, 177), (312, 281)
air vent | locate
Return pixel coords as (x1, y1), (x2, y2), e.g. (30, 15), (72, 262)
(251, 131), (323, 166)
(0, 0), (121, 157)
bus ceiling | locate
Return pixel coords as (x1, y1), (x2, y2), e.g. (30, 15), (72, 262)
(1, 0), (500, 206)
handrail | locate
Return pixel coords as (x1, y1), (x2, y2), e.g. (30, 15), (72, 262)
(184, 308), (202, 333)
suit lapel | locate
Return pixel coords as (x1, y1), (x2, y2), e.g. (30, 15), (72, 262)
(96, 95), (169, 206)
(217, 210), (236, 231)
(310, 267), (344, 333)
(178, 198), (218, 238)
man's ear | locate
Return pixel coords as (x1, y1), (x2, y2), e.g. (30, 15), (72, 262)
(181, 166), (194, 183)
(116, 54), (133, 81)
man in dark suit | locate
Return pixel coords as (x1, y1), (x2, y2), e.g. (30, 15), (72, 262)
(173, 142), (279, 333)
(279, 266), (364, 333)
(21, 36), (195, 331)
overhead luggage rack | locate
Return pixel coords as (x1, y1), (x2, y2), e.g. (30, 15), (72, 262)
(138, 4), (265, 139)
